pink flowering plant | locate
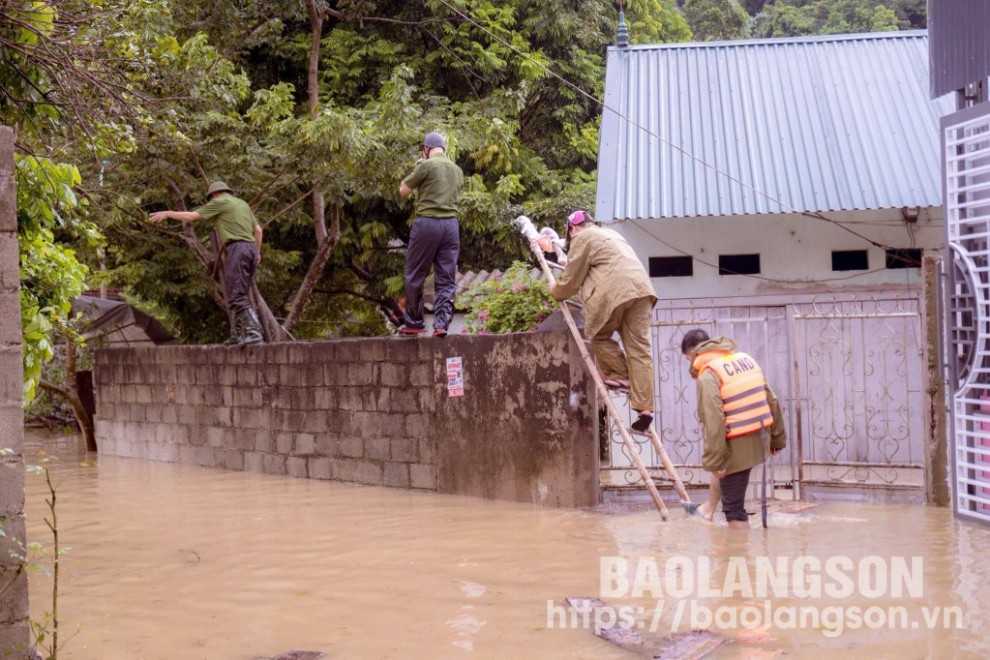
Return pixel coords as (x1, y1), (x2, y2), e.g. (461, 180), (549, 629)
(458, 261), (557, 334)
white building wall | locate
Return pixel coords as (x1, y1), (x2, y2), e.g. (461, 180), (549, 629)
(611, 207), (942, 299)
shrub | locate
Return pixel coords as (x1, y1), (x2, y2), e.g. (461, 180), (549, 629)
(458, 261), (557, 334)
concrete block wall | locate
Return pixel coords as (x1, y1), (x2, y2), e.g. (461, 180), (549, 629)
(95, 331), (599, 507)
(0, 126), (30, 654)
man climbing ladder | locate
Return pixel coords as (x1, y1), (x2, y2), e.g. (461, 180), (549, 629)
(546, 210), (657, 433)
(515, 214), (690, 520)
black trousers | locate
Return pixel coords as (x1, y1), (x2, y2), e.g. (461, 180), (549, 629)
(719, 468), (753, 522)
(223, 241), (258, 316)
(404, 216), (459, 330)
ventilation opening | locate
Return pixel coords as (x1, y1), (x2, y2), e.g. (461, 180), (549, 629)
(832, 250), (869, 271)
(718, 253), (760, 276)
(649, 256), (693, 278)
(885, 248), (922, 269)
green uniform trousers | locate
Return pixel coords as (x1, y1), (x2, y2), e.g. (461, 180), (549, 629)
(591, 295), (655, 412)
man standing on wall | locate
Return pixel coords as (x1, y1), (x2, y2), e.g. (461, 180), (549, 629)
(680, 329), (786, 529)
(149, 181), (264, 345)
(397, 131), (464, 337)
(549, 210), (657, 432)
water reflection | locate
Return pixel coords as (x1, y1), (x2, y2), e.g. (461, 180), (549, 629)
(22, 433), (990, 659)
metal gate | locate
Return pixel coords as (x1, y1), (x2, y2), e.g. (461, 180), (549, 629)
(943, 103), (990, 525)
(602, 292), (928, 499)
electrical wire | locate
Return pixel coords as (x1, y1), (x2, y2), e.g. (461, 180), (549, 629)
(434, 0), (899, 253)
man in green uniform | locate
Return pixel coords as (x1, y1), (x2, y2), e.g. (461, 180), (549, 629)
(149, 181), (264, 345)
(398, 132), (464, 337)
(549, 210), (657, 432)
(681, 329), (786, 529)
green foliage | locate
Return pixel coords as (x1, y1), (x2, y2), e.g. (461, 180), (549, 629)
(458, 261), (557, 334)
(16, 156), (96, 404)
(752, 0), (926, 38)
(683, 0), (751, 41)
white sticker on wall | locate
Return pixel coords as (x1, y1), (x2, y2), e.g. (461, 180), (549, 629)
(446, 357), (464, 398)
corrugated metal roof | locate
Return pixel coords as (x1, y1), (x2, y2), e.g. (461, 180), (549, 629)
(596, 30), (955, 220)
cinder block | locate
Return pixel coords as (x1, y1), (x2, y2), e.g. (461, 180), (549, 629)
(275, 432), (294, 455)
(218, 450), (244, 471)
(302, 411), (328, 434)
(410, 463), (437, 490)
(286, 456), (308, 478)
(308, 457), (332, 480)
(347, 363), (378, 384)
(0, 619), (30, 654)
(383, 462), (410, 488)
(263, 454), (287, 475)
(294, 434), (315, 456)
(352, 411), (384, 437)
(327, 410), (353, 436)
(0, 514), (25, 567)
(338, 436), (363, 459)
(0, 348), (22, 404)
(0, 568), (28, 624)
(389, 389), (419, 413)
(388, 340), (419, 364)
(358, 340), (386, 362)
(253, 430), (275, 453)
(390, 437), (418, 463)
(314, 388), (336, 410)
(0, 293), (19, 345)
(336, 388), (362, 411)
(0, 235), (16, 291)
(354, 460), (383, 486)
(231, 428), (255, 451)
(364, 436), (390, 461)
(418, 389), (438, 413)
(409, 364), (433, 387)
(380, 363), (408, 388)
(335, 340), (359, 363)
(0, 177), (17, 234)
(290, 387), (315, 410)
(0, 460), (25, 515)
(314, 435), (337, 457)
(334, 457), (358, 481)
(404, 413), (429, 438)
(244, 452), (264, 473)
(0, 404), (23, 454)
(418, 438), (435, 465)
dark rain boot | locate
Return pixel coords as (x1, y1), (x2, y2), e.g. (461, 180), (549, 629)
(223, 312), (244, 345)
(239, 309), (264, 346)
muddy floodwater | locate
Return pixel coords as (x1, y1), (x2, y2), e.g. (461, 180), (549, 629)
(22, 432), (990, 659)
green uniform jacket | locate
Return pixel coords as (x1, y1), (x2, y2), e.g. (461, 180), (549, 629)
(690, 337), (787, 475)
(195, 194), (259, 245)
(549, 226), (656, 339)
(402, 153), (464, 218)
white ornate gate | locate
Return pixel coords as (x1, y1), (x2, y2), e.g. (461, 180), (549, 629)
(943, 103), (990, 524)
(602, 292), (928, 500)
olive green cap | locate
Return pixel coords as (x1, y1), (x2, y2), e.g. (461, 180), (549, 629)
(206, 181), (233, 197)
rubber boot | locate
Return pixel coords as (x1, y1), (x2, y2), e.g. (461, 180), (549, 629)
(223, 312), (243, 345)
(239, 309), (264, 345)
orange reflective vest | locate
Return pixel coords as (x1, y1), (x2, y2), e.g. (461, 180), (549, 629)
(694, 351), (773, 438)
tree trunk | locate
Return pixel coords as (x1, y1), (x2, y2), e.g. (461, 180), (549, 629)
(284, 205), (341, 334)
(40, 381), (95, 452)
(39, 338), (96, 451)
(252, 281), (291, 342)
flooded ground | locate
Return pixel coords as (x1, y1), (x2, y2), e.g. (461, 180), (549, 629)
(21, 432), (990, 659)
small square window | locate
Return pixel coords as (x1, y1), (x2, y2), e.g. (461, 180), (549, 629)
(649, 256), (693, 277)
(885, 248), (922, 269)
(718, 254), (760, 276)
(832, 250), (869, 271)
